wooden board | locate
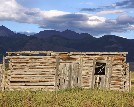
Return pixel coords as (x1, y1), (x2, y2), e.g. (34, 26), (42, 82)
(2, 51), (129, 91)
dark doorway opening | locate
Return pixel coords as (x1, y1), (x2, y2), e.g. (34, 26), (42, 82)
(95, 62), (106, 75)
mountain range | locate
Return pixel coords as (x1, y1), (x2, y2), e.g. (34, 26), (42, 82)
(0, 25), (134, 64)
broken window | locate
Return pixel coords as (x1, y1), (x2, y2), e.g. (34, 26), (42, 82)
(94, 62), (106, 75)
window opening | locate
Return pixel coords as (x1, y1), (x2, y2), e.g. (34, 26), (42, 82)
(94, 62), (106, 75)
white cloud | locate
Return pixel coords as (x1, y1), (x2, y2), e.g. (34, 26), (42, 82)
(87, 16), (106, 26)
(40, 10), (70, 18)
(0, 0), (19, 20)
(116, 14), (134, 25)
(0, 0), (134, 36)
(0, 0), (33, 22)
(128, 25), (134, 30)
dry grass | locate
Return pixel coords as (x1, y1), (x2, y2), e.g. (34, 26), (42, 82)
(131, 72), (134, 93)
(0, 88), (134, 107)
(1, 72), (134, 107)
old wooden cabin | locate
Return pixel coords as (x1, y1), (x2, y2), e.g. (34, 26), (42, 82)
(0, 51), (131, 91)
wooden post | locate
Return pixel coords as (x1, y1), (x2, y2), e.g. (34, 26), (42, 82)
(127, 63), (130, 92)
(1, 56), (5, 91)
(107, 60), (112, 90)
(79, 56), (82, 87)
(109, 59), (112, 90)
(91, 59), (95, 89)
(55, 56), (60, 91)
(68, 63), (72, 88)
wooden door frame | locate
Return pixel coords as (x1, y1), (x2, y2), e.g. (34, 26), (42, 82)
(57, 60), (81, 90)
(91, 60), (108, 89)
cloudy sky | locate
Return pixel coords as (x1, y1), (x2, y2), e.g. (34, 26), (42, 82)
(0, 0), (134, 38)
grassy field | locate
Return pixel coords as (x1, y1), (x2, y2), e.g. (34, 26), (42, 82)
(1, 73), (134, 107)
(1, 88), (134, 107)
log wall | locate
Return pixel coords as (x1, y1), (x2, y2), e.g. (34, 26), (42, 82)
(2, 51), (130, 91)
(4, 54), (57, 91)
(66, 52), (130, 91)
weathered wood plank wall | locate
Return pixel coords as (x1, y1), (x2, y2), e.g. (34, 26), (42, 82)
(5, 54), (57, 91)
(110, 55), (129, 91)
(2, 51), (130, 91)
(0, 64), (2, 90)
(57, 53), (81, 89)
(69, 53), (130, 91)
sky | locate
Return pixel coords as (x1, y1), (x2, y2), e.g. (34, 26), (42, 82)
(0, 0), (134, 38)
